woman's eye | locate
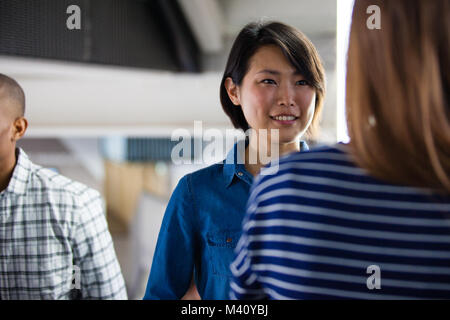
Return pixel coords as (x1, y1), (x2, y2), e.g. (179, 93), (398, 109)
(296, 80), (309, 86)
(262, 79), (276, 85)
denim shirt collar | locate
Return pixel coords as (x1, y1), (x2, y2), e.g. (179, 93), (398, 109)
(223, 139), (251, 188)
(223, 139), (309, 188)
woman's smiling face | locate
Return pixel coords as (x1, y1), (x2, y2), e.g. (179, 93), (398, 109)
(226, 44), (316, 144)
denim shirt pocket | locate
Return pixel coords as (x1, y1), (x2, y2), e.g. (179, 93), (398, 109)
(206, 230), (242, 278)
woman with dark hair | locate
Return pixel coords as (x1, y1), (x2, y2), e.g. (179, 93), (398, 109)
(231, 0), (450, 300)
(143, 21), (325, 299)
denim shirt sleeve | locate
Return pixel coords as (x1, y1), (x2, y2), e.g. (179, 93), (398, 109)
(143, 175), (196, 299)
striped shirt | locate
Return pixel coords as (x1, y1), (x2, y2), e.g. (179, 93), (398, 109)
(0, 148), (127, 299)
(230, 144), (450, 299)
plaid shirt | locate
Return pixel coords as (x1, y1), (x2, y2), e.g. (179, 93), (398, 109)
(0, 148), (127, 300)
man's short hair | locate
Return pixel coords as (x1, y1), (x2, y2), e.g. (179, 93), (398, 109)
(0, 73), (26, 116)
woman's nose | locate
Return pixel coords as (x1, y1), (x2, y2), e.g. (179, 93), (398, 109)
(277, 82), (295, 107)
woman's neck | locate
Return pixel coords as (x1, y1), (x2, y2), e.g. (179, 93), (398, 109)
(244, 135), (301, 177)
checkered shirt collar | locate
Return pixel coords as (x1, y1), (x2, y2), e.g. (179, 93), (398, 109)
(4, 148), (31, 195)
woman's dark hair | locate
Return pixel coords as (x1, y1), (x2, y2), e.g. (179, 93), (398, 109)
(220, 21), (326, 138)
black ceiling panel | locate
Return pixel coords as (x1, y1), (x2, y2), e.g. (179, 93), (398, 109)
(0, 0), (200, 72)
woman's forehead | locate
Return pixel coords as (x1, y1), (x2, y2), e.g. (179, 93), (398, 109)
(247, 45), (297, 75)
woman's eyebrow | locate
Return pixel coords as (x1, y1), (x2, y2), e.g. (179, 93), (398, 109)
(256, 69), (303, 76)
(256, 69), (279, 75)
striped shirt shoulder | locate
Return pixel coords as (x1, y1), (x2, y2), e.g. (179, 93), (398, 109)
(231, 144), (450, 300)
(276, 143), (355, 170)
(253, 143), (449, 203)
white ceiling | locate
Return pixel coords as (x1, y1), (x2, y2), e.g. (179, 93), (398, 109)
(218, 0), (336, 38)
(180, 0), (337, 71)
(178, 0), (336, 54)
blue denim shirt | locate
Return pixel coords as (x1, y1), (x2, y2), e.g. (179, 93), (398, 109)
(143, 140), (308, 300)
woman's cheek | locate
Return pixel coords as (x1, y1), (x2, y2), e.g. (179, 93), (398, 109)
(294, 89), (313, 116)
(298, 88), (315, 109)
(257, 87), (276, 111)
(247, 88), (268, 114)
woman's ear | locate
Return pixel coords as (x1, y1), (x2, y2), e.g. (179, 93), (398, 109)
(224, 77), (241, 106)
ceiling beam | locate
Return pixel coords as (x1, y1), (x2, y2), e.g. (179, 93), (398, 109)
(177, 0), (224, 53)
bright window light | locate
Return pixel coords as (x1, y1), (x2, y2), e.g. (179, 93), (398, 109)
(336, 0), (354, 143)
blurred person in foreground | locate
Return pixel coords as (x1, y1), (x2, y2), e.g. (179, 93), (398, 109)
(0, 74), (127, 299)
(144, 21), (325, 300)
(231, 0), (450, 299)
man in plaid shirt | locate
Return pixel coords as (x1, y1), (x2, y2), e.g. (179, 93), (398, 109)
(0, 74), (127, 299)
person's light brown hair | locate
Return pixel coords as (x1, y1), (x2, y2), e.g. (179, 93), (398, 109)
(346, 0), (450, 192)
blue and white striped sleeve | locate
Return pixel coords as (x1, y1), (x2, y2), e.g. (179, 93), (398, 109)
(229, 176), (268, 300)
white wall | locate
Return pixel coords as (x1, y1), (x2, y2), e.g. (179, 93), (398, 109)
(1, 56), (229, 136)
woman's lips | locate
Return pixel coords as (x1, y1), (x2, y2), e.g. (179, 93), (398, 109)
(270, 115), (299, 125)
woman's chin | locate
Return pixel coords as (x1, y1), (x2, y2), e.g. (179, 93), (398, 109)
(274, 130), (305, 145)
(268, 135), (302, 146)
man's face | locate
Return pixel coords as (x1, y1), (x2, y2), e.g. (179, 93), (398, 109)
(0, 100), (17, 163)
